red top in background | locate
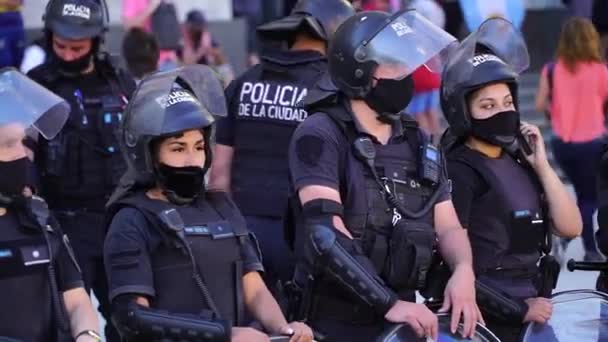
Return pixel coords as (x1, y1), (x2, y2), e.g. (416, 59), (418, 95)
(412, 66), (441, 93)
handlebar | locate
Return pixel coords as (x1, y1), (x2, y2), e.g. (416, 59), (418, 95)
(567, 259), (608, 272)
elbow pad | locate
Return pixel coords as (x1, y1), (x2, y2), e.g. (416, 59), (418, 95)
(300, 199), (344, 225)
(112, 295), (230, 341)
(475, 280), (528, 322)
(305, 224), (398, 316)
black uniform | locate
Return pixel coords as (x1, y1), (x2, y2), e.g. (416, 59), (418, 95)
(447, 146), (545, 341)
(216, 49), (326, 284)
(216, 0), (355, 286)
(27, 55), (134, 340)
(0, 198), (83, 342)
(289, 96), (450, 340)
(285, 9), (459, 341)
(105, 191), (263, 326)
(439, 18), (560, 342)
(104, 65), (264, 341)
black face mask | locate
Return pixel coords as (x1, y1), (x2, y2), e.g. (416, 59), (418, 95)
(364, 75), (414, 123)
(156, 163), (206, 205)
(50, 48), (94, 75)
(0, 157), (35, 196)
(471, 110), (520, 148)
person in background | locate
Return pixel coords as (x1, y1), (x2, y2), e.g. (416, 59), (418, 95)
(232, 0), (263, 66)
(535, 17), (608, 262)
(210, 0), (355, 292)
(122, 28), (159, 83)
(181, 10), (235, 86)
(122, 0), (179, 70)
(0, 0), (24, 68)
(182, 10), (215, 66)
(20, 36), (47, 74)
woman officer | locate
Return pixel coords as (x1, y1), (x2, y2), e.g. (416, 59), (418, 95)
(0, 68), (100, 341)
(440, 19), (582, 341)
(103, 65), (313, 342)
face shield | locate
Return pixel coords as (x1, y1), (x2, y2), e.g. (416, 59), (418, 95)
(441, 17), (529, 99)
(0, 67), (69, 143)
(353, 10), (457, 80)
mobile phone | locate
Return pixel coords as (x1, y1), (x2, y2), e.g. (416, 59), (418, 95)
(517, 132), (533, 156)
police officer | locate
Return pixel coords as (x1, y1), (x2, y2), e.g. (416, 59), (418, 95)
(103, 65), (313, 342)
(0, 68), (100, 341)
(209, 0), (355, 288)
(287, 10), (482, 341)
(440, 18), (582, 341)
(26, 1), (135, 340)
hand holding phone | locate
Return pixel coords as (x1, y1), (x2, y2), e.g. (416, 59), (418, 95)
(519, 122), (550, 171)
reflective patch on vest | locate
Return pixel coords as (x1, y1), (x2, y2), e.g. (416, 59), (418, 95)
(238, 82), (308, 123)
(296, 135), (324, 167)
(20, 245), (50, 266)
(0, 249), (13, 259)
(184, 225), (210, 235)
(184, 221), (235, 240)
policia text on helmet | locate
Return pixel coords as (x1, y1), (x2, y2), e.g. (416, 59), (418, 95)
(42, 0), (110, 75)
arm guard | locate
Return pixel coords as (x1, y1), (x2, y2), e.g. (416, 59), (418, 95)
(305, 224), (399, 316)
(112, 295), (230, 341)
(475, 279), (528, 322)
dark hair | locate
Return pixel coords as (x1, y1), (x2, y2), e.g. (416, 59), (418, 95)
(122, 28), (160, 79)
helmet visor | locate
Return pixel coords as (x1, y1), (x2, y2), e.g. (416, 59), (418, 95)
(0, 68), (69, 140)
(354, 10), (456, 79)
(442, 17), (529, 98)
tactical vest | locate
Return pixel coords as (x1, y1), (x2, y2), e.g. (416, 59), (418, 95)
(448, 145), (545, 276)
(115, 191), (251, 325)
(0, 201), (76, 342)
(322, 106), (438, 291)
(31, 60), (129, 210)
(231, 51), (327, 218)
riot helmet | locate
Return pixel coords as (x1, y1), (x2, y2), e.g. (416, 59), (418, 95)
(43, 0), (108, 41)
(119, 65), (226, 204)
(43, 0), (110, 74)
(440, 17), (529, 141)
(328, 9), (456, 121)
(257, 0), (355, 43)
(0, 68), (70, 197)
